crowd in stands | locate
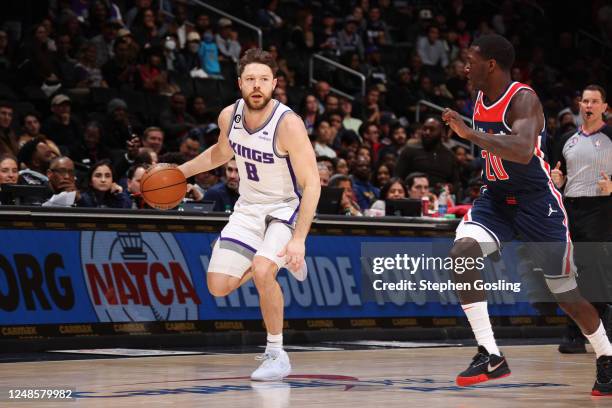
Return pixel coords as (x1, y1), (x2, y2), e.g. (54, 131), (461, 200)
(0, 0), (610, 214)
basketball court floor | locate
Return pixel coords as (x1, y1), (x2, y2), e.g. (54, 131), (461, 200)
(1, 342), (610, 407)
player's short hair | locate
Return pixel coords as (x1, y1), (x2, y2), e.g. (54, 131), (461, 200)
(238, 48), (278, 78)
(472, 34), (515, 71)
(583, 84), (607, 102)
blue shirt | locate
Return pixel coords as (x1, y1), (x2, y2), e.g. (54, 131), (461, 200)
(204, 182), (239, 212)
(199, 42), (221, 75)
(352, 178), (380, 210)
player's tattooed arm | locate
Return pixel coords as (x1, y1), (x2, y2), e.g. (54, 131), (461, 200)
(276, 112), (321, 272)
(442, 90), (542, 164)
(179, 105), (235, 178)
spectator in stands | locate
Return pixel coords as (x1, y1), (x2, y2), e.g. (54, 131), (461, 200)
(141, 127), (164, 155)
(314, 81), (331, 114)
(177, 31), (205, 76)
(102, 38), (138, 89)
(338, 16), (364, 59)
(162, 34), (179, 72)
(405, 172), (430, 200)
(335, 157), (349, 176)
(18, 112), (60, 155)
(290, 9), (316, 58)
(362, 86), (383, 124)
(0, 101), (18, 156)
(160, 92), (196, 150)
(199, 31), (222, 77)
(416, 25), (448, 83)
(340, 97), (362, 134)
(91, 21), (119, 67)
(43, 156), (80, 207)
(364, 46), (388, 86)
(335, 52), (367, 97)
(349, 6), (367, 35)
(274, 87), (288, 105)
(74, 42), (107, 88)
(77, 159), (131, 208)
(179, 133), (201, 161)
(379, 123), (408, 158)
(0, 30), (13, 78)
(136, 147), (157, 165)
(52, 34), (78, 88)
(314, 119), (336, 159)
(194, 12), (212, 36)
(395, 117), (459, 193)
(451, 144), (475, 190)
(102, 98), (142, 151)
(0, 154), (18, 184)
(374, 162), (391, 188)
(446, 60), (468, 98)
(71, 121), (111, 167)
(315, 12), (340, 58)
(17, 137), (57, 185)
(257, 0), (284, 31)
(215, 18), (241, 63)
(313, 118), (337, 159)
(172, 3), (191, 49)
(204, 158), (239, 212)
(318, 162), (331, 186)
(329, 174), (361, 216)
(189, 96), (214, 126)
(41, 94), (82, 153)
(126, 0), (152, 28)
(137, 48), (169, 93)
(359, 122), (381, 159)
(126, 163), (148, 208)
(193, 168), (220, 197)
(300, 94), (319, 135)
(131, 8), (163, 49)
(364, 6), (391, 46)
(380, 177), (407, 200)
(351, 155), (380, 209)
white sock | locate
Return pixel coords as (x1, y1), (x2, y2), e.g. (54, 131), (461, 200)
(266, 332), (283, 356)
(584, 321), (612, 358)
(462, 301), (500, 356)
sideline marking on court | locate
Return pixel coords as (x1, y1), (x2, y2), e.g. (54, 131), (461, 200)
(48, 348), (204, 357)
(324, 341), (461, 348)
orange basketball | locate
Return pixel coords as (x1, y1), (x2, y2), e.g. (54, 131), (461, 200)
(140, 164), (187, 210)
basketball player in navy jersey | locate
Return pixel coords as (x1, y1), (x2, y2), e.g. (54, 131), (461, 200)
(442, 34), (612, 395)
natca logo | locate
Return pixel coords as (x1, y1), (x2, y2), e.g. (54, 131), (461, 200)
(81, 232), (200, 322)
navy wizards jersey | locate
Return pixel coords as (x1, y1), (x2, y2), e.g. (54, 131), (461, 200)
(472, 82), (553, 196)
(462, 82), (574, 278)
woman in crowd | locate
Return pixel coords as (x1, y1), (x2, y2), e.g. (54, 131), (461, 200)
(380, 177), (407, 200)
(77, 159), (132, 208)
(0, 154), (19, 185)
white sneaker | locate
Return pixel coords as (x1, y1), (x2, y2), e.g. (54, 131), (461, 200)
(287, 262), (307, 282)
(250, 350), (291, 381)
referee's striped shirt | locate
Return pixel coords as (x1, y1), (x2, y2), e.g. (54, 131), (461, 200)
(553, 125), (612, 197)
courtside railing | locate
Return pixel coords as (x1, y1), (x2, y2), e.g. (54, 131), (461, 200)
(309, 54), (366, 101)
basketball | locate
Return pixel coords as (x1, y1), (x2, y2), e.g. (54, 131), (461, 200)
(140, 164), (187, 210)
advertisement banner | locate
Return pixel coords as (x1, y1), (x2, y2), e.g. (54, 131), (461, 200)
(0, 229), (543, 327)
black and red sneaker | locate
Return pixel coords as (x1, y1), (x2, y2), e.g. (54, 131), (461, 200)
(456, 345), (511, 387)
(592, 355), (612, 396)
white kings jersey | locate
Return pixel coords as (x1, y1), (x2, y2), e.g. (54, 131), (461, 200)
(227, 98), (302, 211)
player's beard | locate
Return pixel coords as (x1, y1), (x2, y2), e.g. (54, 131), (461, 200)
(243, 90), (273, 111)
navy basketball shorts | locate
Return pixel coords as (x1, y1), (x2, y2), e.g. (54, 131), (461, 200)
(456, 187), (576, 292)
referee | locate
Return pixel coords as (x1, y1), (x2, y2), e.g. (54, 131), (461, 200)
(551, 84), (612, 353)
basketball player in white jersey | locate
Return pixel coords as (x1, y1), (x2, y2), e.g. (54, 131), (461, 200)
(178, 49), (320, 381)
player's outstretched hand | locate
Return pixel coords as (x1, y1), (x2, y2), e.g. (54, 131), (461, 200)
(551, 161), (565, 189)
(597, 171), (611, 195)
(442, 108), (471, 139)
(278, 238), (305, 273)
